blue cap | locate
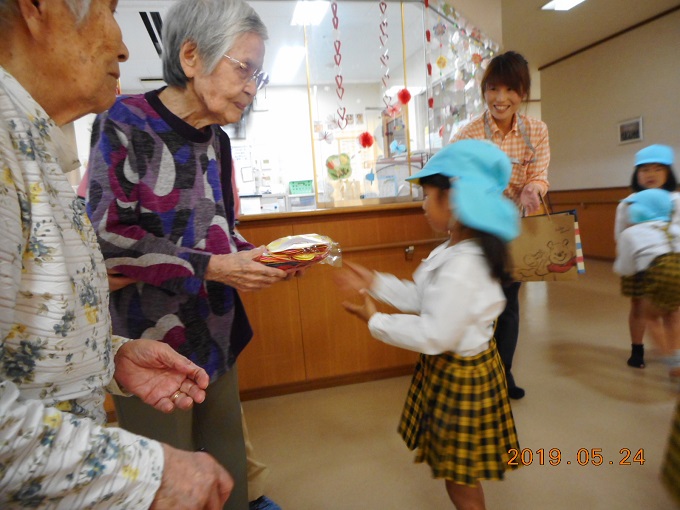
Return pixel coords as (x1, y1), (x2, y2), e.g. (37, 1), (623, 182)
(407, 140), (519, 242)
(623, 188), (673, 224)
(635, 144), (675, 166)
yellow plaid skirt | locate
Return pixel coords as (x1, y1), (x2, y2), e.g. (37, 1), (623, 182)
(662, 399), (680, 506)
(398, 340), (520, 486)
(644, 253), (680, 312)
(620, 273), (645, 298)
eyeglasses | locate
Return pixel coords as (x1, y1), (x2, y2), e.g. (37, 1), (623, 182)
(223, 54), (269, 91)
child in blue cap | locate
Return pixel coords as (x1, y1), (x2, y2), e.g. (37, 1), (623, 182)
(614, 188), (680, 377)
(336, 140), (521, 509)
(614, 188), (680, 507)
(614, 144), (680, 368)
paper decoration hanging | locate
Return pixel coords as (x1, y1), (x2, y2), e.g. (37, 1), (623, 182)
(397, 88), (411, 105)
(331, 2), (347, 130)
(423, 0), (501, 130)
(358, 131), (375, 148)
(378, 0), (391, 109)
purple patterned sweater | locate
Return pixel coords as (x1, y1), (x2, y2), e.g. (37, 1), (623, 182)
(87, 89), (253, 379)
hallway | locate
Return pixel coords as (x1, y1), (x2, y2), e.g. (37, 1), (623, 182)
(242, 259), (678, 509)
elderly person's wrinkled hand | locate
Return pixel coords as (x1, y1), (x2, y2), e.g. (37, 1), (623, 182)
(283, 266), (309, 280)
(107, 270), (137, 292)
(519, 183), (542, 215)
(206, 246), (287, 291)
(150, 446), (233, 510)
(114, 340), (209, 413)
(333, 260), (375, 294)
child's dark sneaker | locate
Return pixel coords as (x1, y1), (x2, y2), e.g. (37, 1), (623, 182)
(627, 344), (645, 368)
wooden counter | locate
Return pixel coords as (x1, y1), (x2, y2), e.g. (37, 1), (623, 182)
(236, 202), (444, 400)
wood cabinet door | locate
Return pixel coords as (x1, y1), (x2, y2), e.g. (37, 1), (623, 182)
(293, 209), (438, 380)
(235, 223), (307, 391)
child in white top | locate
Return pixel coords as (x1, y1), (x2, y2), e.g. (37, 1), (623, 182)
(336, 140), (521, 510)
(614, 188), (680, 378)
(614, 144), (680, 368)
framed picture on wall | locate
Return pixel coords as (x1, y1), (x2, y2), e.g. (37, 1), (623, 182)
(618, 117), (643, 145)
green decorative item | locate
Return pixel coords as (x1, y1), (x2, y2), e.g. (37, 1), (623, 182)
(326, 153), (352, 180)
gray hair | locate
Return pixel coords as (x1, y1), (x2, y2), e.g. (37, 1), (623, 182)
(0, 0), (92, 31)
(162, 0), (268, 88)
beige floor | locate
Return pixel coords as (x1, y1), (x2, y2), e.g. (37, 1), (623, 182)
(242, 259), (679, 510)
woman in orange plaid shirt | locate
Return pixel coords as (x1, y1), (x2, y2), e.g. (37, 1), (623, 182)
(450, 51), (550, 400)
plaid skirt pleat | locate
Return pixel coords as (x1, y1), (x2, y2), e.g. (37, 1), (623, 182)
(620, 273), (645, 298)
(662, 399), (680, 506)
(643, 253), (680, 312)
(398, 340), (520, 486)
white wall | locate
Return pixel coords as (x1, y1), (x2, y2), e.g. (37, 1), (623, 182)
(541, 10), (680, 191)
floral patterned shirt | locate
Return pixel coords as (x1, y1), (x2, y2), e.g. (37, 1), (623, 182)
(0, 68), (163, 508)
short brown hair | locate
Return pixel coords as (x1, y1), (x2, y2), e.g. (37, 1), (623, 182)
(480, 51), (531, 100)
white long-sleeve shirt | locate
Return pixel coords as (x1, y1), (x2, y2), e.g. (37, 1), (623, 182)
(368, 239), (506, 356)
(0, 67), (163, 508)
(613, 221), (680, 276)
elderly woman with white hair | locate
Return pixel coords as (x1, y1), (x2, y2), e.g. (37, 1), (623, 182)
(0, 0), (234, 508)
(85, 1), (288, 509)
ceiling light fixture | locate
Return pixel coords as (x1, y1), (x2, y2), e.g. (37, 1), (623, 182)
(291, 1), (330, 26)
(541, 0), (587, 11)
(271, 46), (306, 84)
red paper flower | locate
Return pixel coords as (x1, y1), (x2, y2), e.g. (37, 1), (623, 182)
(358, 131), (374, 148)
(397, 88), (412, 105)
(471, 53), (483, 65)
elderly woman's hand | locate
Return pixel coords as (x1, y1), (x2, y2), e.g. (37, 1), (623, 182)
(107, 270), (137, 292)
(206, 246), (287, 291)
(151, 446), (233, 510)
(113, 340), (209, 413)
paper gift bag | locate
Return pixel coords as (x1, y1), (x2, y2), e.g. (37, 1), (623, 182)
(509, 210), (585, 282)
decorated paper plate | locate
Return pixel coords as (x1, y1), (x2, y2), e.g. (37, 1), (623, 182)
(326, 153), (352, 180)
(255, 234), (340, 271)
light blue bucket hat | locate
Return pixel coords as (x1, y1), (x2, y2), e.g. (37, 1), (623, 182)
(406, 140), (520, 242)
(623, 188), (673, 224)
(635, 144), (675, 166)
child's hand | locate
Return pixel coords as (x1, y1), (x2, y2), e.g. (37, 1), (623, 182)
(342, 289), (377, 323)
(334, 260), (375, 293)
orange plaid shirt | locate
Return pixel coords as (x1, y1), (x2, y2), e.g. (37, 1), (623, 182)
(450, 112), (550, 206)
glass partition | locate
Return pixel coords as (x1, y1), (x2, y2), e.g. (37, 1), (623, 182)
(304, 1), (427, 206)
(234, 0), (498, 211)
